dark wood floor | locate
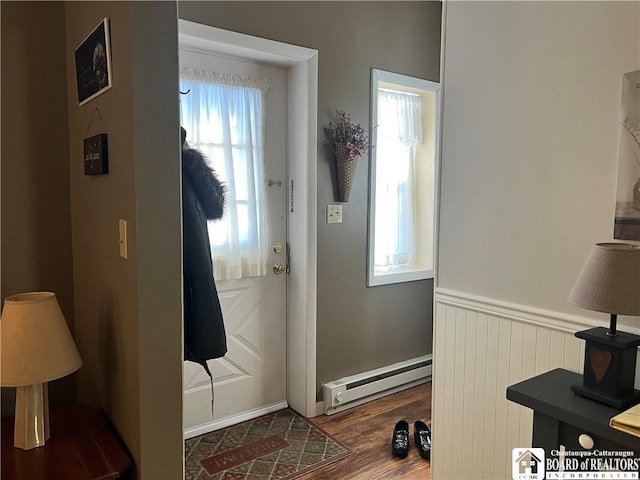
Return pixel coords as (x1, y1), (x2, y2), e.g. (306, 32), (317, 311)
(301, 383), (432, 480)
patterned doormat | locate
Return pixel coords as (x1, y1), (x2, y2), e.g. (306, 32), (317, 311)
(185, 409), (353, 480)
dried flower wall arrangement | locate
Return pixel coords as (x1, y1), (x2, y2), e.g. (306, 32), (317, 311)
(324, 109), (370, 160)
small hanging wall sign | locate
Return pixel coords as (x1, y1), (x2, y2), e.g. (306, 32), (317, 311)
(83, 107), (108, 175)
(84, 133), (109, 175)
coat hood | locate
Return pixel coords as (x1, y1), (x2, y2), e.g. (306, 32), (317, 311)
(182, 148), (225, 220)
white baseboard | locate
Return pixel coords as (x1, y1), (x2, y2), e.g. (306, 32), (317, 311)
(184, 400), (288, 439)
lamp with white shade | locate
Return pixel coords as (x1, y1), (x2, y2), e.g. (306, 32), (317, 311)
(568, 242), (640, 410)
(0, 292), (82, 450)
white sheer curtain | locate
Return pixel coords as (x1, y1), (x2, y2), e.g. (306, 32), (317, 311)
(180, 68), (269, 280)
(374, 89), (423, 268)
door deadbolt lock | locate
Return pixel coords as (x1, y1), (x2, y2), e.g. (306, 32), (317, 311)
(273, 242), (283, 254)
(273, 263), (287, 275)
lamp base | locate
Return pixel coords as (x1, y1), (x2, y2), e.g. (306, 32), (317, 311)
(14, 383), (50, 450)
(573, 327), (640, 411)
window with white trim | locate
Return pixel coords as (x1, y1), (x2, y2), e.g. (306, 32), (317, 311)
(367, 69), (439, 286)
(180, 68), (269, 280)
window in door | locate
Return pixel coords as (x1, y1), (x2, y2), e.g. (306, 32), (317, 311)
(180, 68), (269, 281)
(367, 69), (440, 287)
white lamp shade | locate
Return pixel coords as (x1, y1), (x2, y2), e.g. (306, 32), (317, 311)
(1, 292), (82, 386)
(568, 242), (640, 316)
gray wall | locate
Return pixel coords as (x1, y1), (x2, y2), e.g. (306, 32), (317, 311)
(1, 1), (76, 416)
(1, 2), (437, 475)
(66, 2), (183, 479)
(64, 3), (183, 478)
(438, 0), (640, 322)
(433, 3), (639, 478)
(178, 1), (441, 394)
(2, 3), (183, 477)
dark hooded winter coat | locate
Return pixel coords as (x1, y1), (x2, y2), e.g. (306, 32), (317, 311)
(182, 146), (227, 367)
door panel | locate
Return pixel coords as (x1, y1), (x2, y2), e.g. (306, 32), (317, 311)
(180, 49), (287, 432)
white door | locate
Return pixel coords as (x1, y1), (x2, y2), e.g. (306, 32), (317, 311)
(180, 49), (287, 434)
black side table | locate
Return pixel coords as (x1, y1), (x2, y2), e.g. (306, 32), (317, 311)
(507, 368), (640, 453)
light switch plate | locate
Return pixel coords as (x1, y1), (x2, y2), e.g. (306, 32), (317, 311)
(119, 219), (128, 259)
(327, 205), (342, 224)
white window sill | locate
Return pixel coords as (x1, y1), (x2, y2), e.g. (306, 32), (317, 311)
(367, 265), (434, 287)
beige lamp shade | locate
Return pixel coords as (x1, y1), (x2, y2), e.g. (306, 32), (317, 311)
(568, 242), (640, 316)
(1, 292), (82, 387)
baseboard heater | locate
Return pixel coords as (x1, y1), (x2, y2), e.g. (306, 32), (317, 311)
(322, 355), (432, 415)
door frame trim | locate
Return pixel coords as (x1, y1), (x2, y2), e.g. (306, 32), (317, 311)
(178, 20), (318, 418)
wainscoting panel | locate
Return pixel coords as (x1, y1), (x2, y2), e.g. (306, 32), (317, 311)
(432, 289), (588, 480)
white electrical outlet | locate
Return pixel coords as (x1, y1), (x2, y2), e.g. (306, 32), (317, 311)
(327, 205), (342, 224)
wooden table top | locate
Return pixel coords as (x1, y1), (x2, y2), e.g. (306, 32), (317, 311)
(1, 405), (131, 480)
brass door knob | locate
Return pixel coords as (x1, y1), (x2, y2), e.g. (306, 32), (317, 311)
(273, 263), (287, 275)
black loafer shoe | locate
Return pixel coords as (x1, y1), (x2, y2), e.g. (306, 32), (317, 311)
(414, 420), (431, 460)
(391, 420), (410, 458)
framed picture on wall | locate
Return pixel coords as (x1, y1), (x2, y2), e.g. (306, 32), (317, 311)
(614, 70), (640, 241)
(75, 18), (112, 106)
